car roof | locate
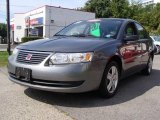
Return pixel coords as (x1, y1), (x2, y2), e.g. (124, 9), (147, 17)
(98, 18), (136, 22)
(85, 18), (138, 24)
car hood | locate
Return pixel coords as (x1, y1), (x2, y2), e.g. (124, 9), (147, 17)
(17, 37), (114, 52)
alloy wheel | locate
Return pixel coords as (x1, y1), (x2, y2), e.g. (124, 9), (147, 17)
(148, 58), (153, 73)
(106, 66), (119, 93)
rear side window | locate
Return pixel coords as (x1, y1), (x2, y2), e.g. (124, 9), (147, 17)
(124, 22), (138, 41)
(135, 23), (148, 39)
(125, 23), (137, 36)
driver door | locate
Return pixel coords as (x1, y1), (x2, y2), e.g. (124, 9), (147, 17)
(120, 22), (141, 75)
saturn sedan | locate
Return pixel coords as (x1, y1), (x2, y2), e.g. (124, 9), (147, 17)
(8, 18), (154, 98)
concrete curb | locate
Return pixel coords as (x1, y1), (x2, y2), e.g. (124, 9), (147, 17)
(0, 44), (15, 51)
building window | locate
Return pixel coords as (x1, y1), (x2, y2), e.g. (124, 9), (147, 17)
(16, 26), (22, 30)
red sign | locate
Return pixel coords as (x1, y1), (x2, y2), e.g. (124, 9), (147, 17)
(11, 24), (14, 30)
(25, 17), (43, 26)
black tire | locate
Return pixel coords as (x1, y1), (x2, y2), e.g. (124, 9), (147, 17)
(142, 57), (153, 75)
(99, 61), (120, 98)
(155, 45), (160, 54)
(157, 45), (160, 54)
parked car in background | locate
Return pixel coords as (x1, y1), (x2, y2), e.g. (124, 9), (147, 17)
(150, 36), (160, 54)
(8, 18), (154, 98)
(152, 44), (160, 54)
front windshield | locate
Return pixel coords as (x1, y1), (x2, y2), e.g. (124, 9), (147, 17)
(55, 19), (123, 39)
(154, 36), (160, 41)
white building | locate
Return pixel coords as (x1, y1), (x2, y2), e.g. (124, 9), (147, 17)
(141, 0), (160, 6)
(11, 5), (95, 43)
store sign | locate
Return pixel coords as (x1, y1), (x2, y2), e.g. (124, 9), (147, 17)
(26, 17), (43, 26)
(30, 29), (38, 36)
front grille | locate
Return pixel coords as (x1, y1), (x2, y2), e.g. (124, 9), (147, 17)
(17, 50), (50, 65)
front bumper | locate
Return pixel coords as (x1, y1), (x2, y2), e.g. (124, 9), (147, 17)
(8, 54), (106, 93)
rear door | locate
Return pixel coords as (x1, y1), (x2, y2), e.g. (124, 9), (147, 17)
(135, 23), (151, 67)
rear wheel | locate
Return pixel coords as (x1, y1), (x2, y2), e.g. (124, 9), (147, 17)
(99, 61), (120, 98)
(156, 45), (160, 54)
(142, 57), (153, 75)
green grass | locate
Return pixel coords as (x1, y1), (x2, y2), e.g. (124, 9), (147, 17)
(0, 52), (9, 67)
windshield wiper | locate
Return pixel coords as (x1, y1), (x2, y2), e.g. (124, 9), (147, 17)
(70, 34), (95, 38)
(55, 34), (96, 38)
(54, 34), (68, 37)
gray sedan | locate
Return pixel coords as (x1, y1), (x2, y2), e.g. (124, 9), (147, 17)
(8, 18), (154, 98)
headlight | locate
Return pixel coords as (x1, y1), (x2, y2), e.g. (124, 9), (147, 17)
(12, 48), (19, 55)
(49, 52), (93, 65)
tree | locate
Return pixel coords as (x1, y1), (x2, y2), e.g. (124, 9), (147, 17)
(84, 0), (160, 34)
(84, 0), (112, 18)
(0, 23), (7, 39)
(150, 3), (160, 31)
(110, 0), (130, 18)
(84, 0), (130, 18)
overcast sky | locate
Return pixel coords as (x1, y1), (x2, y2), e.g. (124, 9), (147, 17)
(0, 0), (88, 23)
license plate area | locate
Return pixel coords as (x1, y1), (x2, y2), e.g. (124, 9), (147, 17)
(15, 67), (31, 81)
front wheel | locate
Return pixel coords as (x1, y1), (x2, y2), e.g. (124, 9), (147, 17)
(99, 61), (120, 98)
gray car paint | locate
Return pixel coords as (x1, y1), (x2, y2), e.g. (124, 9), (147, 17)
(8, 18), (154, 93)
(17, 37), (115, 53)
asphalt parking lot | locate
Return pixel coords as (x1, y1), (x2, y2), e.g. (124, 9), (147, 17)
(0, 55), (160, 120)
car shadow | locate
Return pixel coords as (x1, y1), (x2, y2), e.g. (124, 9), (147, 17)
(24, 69), (160, 108)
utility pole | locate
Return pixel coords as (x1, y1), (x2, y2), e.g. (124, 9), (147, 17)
(27, 16), (30, 37)
(6, 0), (11, 55)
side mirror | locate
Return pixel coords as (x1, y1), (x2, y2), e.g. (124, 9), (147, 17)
(124, 35), (139, 42)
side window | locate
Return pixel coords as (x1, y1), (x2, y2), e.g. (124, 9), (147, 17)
(135, 23), (148, 39)
(90, 22), (100, 37)
(124, 22), (137, 39)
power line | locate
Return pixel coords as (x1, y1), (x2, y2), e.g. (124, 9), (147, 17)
(0, 4), (34, 8)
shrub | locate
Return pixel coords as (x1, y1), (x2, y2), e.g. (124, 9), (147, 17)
(157, 24), (160, 35)
(21, 37), (43, 43)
